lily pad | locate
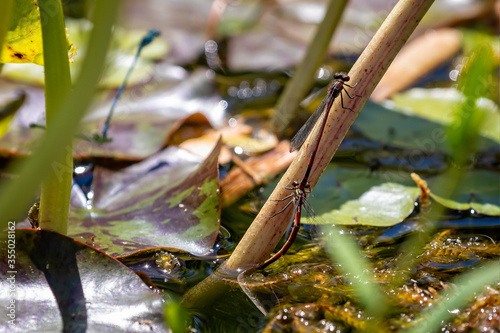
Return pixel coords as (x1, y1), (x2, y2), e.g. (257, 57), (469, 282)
(391, 87), (500, 143)
(2, 109), (197, 160)
(427, 170), (500, 215)
(0, 229), (166, 332)
(310, 182), (420, 227)
(295, 166), (419, 226)
(68, 140), (221, 257)
(0, 69), (224, 160)
(74, 112), (208, 159)
(353, 100), (498, 154)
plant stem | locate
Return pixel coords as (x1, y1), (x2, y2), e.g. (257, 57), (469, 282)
(272, 0), (349, 132)
(0, 1), (120, 226)
(38, 0), (73, 233)
(224, 0), (436, 273)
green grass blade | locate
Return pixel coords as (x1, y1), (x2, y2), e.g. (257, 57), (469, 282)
(392, 44), (496, 287)
(323, 224), (388, 319)
(405, 260), (500, 333)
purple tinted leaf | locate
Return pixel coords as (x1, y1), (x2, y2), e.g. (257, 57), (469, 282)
(0, 70), (225, 160)
(0, 229), (166, 332)
(68, 140), (221, 257)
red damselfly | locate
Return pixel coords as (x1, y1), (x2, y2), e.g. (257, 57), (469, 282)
(260, 181), (309, 268)
(290, 73), (358, 153)
(261, 73), (359, 268)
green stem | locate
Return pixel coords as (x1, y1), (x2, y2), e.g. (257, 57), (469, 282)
(38, 0), (73, 233)
(0, 1), (119, 226)
(181, 274), (232, 310)
(272, 0), (349, 132)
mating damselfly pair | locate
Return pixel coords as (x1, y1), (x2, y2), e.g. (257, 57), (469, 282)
(261, 73), (360, 268)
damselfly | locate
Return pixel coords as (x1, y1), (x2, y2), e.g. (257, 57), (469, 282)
(291, 73), (358, 151)
(261, 73), (360, 268)
(100, 29), (161, 141)
(260, 181), (308, 268)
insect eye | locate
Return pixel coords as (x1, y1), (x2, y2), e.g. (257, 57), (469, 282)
(334, 73), (341, 79)
(343, 74), (350, 81)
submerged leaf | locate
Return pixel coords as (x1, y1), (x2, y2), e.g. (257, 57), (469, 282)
(68, 141), (222, 257)
(0, 229), (166, 332)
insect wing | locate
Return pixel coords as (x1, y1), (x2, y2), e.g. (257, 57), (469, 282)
(289, 81), (342, 152)
(290, 93), (329, 152)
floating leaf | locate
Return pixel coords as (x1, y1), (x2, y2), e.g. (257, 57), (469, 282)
(311, 183), (419, 226)
(0, 0), (75, 65)
(0, 0), (44, 64)
(74, 112), (209, 159)
(0, 229), (166, 332)
(427, 170), (500, 215)
(295, 166), (419, 226)
(68, 141), (221, 257)
(353, 100), (498, 153)
(392, 87), (500, 143)
(0, 69), (224, 160)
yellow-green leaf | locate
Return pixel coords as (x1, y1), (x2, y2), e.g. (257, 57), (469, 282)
(0, 0), (44, 65)
(0, 0), (75, 65)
